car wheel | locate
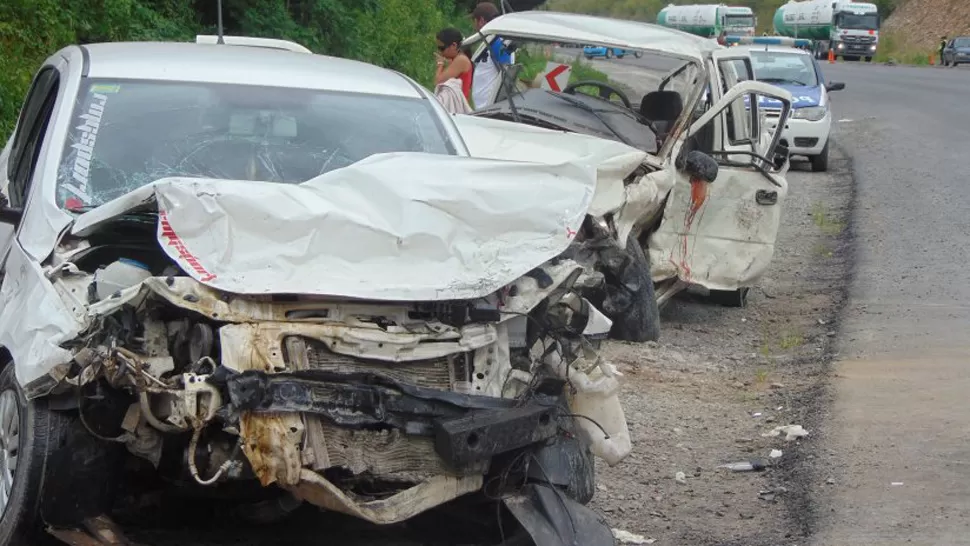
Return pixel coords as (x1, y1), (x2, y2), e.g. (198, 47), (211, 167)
(605, 49), (614, 59)
(0, 365), (121, 545)
(617, 54), (625, 59)
(609, 235), (660, 342)
(585, 55), (593, 60)
(708, 287), (750, 308)
(865, 56), (873, 62)
(634, 51), (643, 58)
(810, 139), (830, 172)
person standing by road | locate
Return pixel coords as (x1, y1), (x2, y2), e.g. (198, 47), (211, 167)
(434, 28), (473, 100)
(939, 35), (948, 65)
(470, 2), (513, 109)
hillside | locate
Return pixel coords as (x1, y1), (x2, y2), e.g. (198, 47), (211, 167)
(881, 0), (970, 51)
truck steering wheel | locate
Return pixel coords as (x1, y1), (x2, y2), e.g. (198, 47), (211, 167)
(563, 81), (633, 109)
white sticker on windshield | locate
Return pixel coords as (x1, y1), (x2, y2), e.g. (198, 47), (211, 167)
(62, 92), (110, 201)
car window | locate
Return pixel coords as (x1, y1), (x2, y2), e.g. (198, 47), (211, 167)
(56, 79), (455, 209)
(749, 51), (819, 87)
(954, 38), (970, 47)
(8, 67), (60, 208)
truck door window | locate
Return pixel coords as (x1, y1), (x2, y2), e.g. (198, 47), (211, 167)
(7, 67), (60, 208)
(718, 59), (755, 145)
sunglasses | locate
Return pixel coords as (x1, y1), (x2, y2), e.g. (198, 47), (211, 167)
(437, 43), (457, 51)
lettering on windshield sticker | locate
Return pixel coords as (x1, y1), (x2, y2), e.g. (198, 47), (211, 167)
(63, 92), (110, 201)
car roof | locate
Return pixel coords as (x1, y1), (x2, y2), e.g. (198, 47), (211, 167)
(79, 42), (423, 99)
(464, 11), (719, 62)
(731, 45), (813, 56)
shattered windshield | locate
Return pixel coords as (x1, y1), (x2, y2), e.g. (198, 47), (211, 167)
(57, 80), (454, 209)
(749, 51), (818, 87)
(474, 40), (701, 153)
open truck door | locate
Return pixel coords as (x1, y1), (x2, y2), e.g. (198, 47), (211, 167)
(647, 49), (792, 308)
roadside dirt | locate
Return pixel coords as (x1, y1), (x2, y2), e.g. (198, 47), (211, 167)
(591, 152), (854, 545)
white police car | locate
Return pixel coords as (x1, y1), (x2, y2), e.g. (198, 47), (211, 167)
(732, 38), (846, 172)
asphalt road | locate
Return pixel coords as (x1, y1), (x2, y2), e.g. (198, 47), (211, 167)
(810, 61), (970, 544)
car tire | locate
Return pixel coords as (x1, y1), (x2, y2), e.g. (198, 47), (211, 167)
(605, 49), (614, 59)
(810, 139), (830, 172)
(585, 55), (593, 60)
(708, 287), (750, 308)
(865, 56), (873, 62)
(609, 235), (661, 342)
(617, 54), (625, 59)
(634, 51), (643, 58)
(0, 364), (122, 545)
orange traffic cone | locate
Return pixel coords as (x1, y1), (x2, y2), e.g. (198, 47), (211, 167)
(929, 54), (935, 66)
(828, 49), (835, 63)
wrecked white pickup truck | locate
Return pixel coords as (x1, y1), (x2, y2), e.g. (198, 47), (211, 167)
(458, 11), (796, 342)
(0, 41), (629, 545)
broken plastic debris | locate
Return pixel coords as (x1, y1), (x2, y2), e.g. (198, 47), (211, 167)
(762, 424), (809, 441)
(612, 529), (656, 544)
(719, 459), (766, 472)
(769, 449), (783, 459)
(675, 471), (687, 484)
(752, 412), (762, 417)
(891, 482), (904, 486)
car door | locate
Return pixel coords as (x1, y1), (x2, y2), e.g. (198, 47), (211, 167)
(647, 50), (792, 295)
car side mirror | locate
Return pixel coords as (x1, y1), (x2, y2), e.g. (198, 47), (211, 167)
(681, 150), (719, 183)
(826, 82), (846, 92)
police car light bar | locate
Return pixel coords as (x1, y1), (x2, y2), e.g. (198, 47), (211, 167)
(724, 36), (813, 49)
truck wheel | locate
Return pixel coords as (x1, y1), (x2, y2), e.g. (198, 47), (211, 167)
(609, 236), (660, 342)
(810, 139), (830, 172)
(605, 49), (614, 59)
(0, 365), (121, 545)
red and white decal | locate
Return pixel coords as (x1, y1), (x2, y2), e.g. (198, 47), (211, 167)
(158, 210), (217, 282)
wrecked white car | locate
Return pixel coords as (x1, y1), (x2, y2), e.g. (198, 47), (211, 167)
(0, 41), (629, 545)
(457, 11), (795, 342)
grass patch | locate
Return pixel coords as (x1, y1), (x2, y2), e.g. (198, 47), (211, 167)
(812, 243), (834, 259)
(811, 202), (845, 236)
(779, 331), (805, 350)
(873, 29), (935, 65)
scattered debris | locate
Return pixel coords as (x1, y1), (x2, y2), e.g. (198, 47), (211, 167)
(675, 471), (688, 484)
(612, 529), (656, 544)
(762, 424), (809, 441)
(752, 412), (763, 418)
(826, 478), (836, 485)
(719, 459), (766, 472)
(770, 382), (785, 389)
(891, 482), (904, 486)
(769, 449), (783, 459)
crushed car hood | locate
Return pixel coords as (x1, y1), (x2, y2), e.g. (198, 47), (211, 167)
(70, 152), (596, 301)
(452, 114), (649, 217)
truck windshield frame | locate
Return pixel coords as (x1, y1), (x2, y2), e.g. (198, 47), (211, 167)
(837, 12), (880, 31)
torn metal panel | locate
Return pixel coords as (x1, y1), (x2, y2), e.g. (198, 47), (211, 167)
(286, 469), (483, 525)
(614, 166), (679, 248)
(0, 242), (83, 387)
(452, 114), (648, 216)
(647, 167), (789, 291)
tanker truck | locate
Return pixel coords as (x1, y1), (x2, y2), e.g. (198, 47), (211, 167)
(656, 4), (757, 39)
(773, 0), (880, 62)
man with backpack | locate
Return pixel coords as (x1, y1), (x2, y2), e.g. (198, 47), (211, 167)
(470, 2), (513, 109)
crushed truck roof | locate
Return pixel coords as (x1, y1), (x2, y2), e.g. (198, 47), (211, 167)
(464, 10), (721, 62)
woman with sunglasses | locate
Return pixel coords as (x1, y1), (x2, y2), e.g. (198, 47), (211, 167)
(434, 28), (473, 103)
